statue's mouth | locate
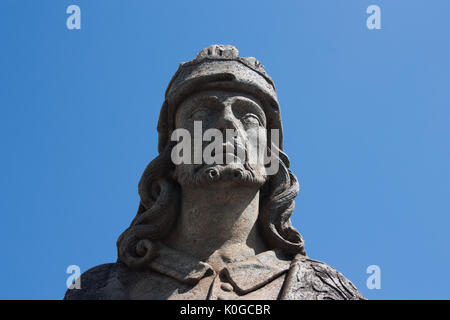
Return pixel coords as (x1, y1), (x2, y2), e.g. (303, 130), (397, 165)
(192, 142), (246, 177)
(178, 141), (265, 187)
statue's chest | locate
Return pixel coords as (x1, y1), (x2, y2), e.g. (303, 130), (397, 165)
(125, 270), (287, 300)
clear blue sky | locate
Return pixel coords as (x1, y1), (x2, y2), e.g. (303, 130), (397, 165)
(0, 0), (449, 300)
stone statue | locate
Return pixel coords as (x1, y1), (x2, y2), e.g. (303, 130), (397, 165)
(64, 45), (365, 300)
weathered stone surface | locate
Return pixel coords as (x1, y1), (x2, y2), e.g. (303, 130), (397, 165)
(65, 45), (365, 300)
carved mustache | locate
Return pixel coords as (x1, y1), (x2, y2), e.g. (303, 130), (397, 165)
(193, 140), (250, 173)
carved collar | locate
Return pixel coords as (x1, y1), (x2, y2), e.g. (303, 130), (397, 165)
(148, 244), (292, 295)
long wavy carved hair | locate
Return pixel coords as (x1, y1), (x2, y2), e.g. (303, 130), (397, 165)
(117, 141), (306, 269)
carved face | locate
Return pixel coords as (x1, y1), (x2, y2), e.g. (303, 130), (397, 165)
(172, 90), (268, 188)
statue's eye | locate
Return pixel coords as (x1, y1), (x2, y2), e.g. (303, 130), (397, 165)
(241, 113), (262, 126)
(190, 108), (209, 120)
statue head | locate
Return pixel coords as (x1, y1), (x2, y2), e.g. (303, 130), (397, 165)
(117, 45), (306, 269)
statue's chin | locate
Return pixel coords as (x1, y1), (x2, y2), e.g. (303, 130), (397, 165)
(174, 162), (266, 188)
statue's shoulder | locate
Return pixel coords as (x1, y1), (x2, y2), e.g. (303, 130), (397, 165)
(64, 262), (128, 300)
(282, 255), (366, 300)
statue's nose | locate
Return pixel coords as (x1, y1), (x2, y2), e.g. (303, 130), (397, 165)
(215, 109), (240, 133)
